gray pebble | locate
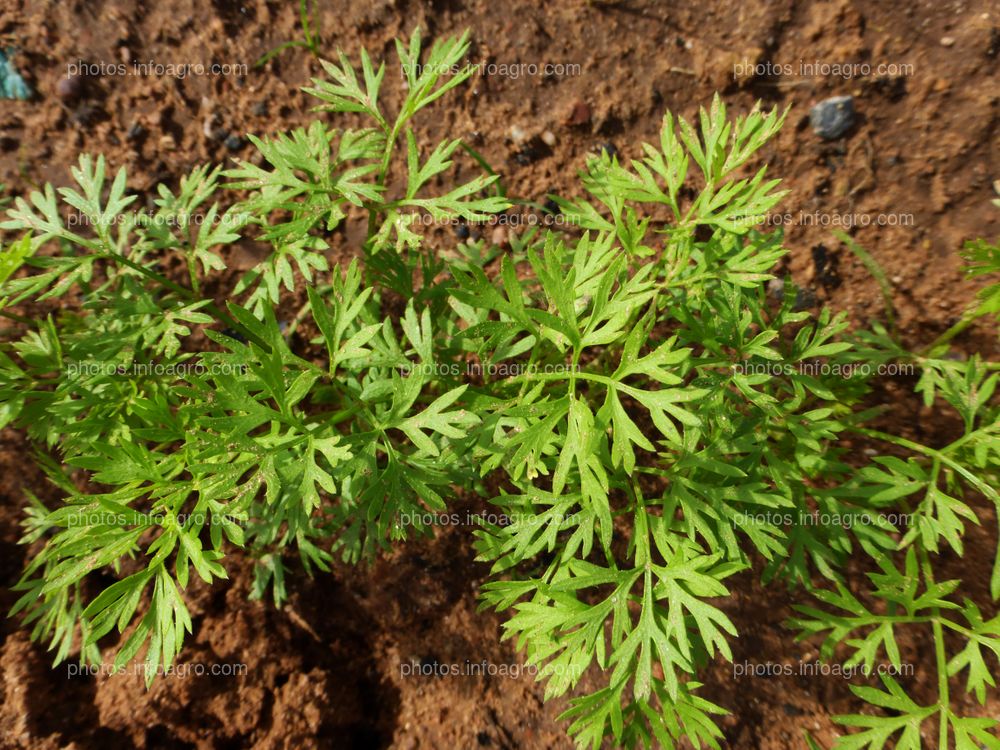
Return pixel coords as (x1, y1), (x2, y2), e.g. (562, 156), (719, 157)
(224, 134), (243, 151)
(56, 75), (82, 102)
(809, 96), (855, 140)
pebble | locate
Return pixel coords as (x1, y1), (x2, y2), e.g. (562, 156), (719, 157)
(540, 130), (556, 147)
(56, 75), (82, 102)
(793, 287), (818, 310)
(491, 226), (507, 247)
(993, 178), (1000, 196)
(203, 114), (218, 139)
(508, 125), (528, 146)
(567, 100), (591, 126)
(224, 134), (243, 151)
(767, 277), (785, 299)
(455, 224), (470, 240)
(809, 96), (855, 139)
(513, 142), (544, 166)
(125, 122), (145, 141)
(940, 36), (956, 47)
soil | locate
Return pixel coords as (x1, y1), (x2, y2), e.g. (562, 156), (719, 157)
(1, 0), (999, 748)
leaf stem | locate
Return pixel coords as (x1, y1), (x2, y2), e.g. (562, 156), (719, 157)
(918, 544), (950, 748)
(919, 302), (987, 357)
(851, 428), (1000, 504)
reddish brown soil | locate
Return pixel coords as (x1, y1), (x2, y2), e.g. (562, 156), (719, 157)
(1, 0), (998, 748)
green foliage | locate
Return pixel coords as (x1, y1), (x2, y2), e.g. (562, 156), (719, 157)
(2, 31), (999, 750)
(255, 0), (323, 67)
(794, 228), (1000, 750)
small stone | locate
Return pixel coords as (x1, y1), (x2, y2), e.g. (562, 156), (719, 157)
(119, 46), (130, 64)
(509, 125), (528, 146)
(491, 226), (507, 247)
(793, 287), (818, 310)
(767, 277), (785, 299)
(56, 75), (82, 102)
(992, 179), (1000, 196)
(940, 36), (956, 47)
(809, 95), (855, 140)
(159, 134), (176, 150)
(224, 134), (243, 151)
(540, 130), (556, 147)
(125, 122), (145, 141)
(891, 275), (903, 284)
(566, 100), (591, 127)
(512, 142), (544, 166)
(203, 114), (218, 139)
(455, 224), (470, 240)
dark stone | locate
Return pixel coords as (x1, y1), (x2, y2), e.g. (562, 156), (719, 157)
(809, 96), (855, 139)
(794, 286), (818, 310)
(56, 75), (82, 102)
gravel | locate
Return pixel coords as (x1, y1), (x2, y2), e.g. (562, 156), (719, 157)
(809, 95), (855, 140)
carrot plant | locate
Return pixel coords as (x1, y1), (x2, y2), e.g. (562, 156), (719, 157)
(2, 30), (998, 750)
